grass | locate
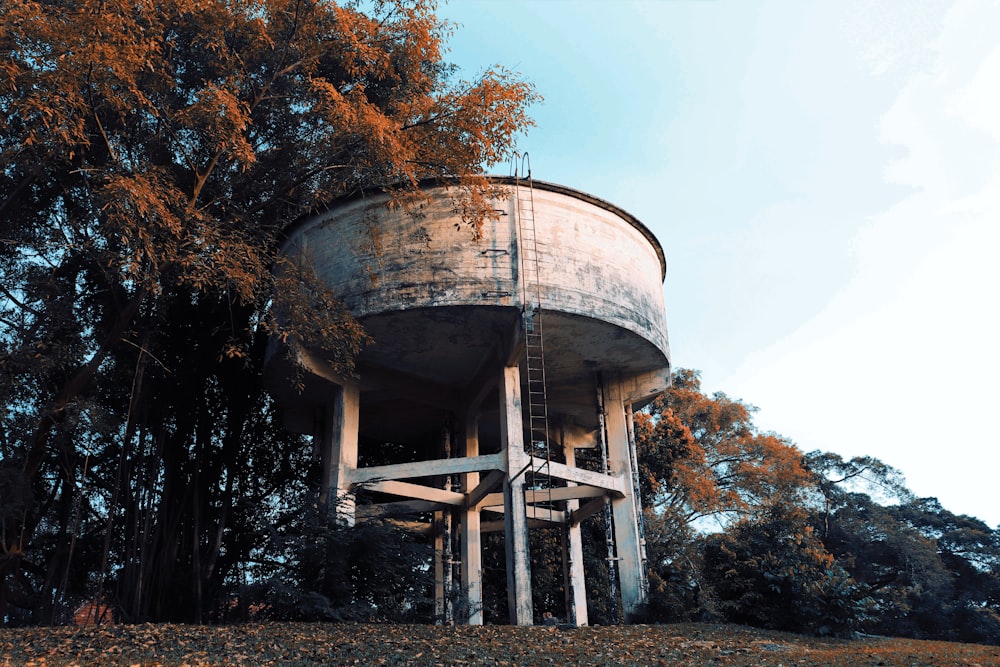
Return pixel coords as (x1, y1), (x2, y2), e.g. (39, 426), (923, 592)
(2, 621), (999, 666)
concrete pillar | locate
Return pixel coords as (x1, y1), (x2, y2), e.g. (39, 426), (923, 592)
(562, 437), (589, 627)
(499, 364), (533, 626)
(604, 378), (646, 621)
(317, 381), (360, 525)
(460, 412), (484, 625)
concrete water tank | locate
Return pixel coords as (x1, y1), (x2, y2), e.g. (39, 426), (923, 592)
(266, 176), (671, 626)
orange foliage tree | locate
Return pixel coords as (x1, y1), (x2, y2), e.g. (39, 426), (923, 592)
(636, 369), (813, 526)
(633, 369), (830, 623)
(0, 0), (536, 624)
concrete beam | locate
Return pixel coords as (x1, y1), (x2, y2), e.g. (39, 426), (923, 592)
(604, 377), (646, 621)
(525, 506), (566, 524)
(466, 470), (505, 509)
(529, 457), (627, 496)
(460, 413), (484, 625)
(353, 516), (431, 534)
(293, 344), (354, 392)
(360, 480), (465, 506)
(620, 367), (672, 407)
(317, 381), (360, 526)
(346, 453), (504, 484)
(563, 441), (589, 627)
(481, 518), (554, 533)
(478, 484), (608, 509)
(570, 497), (608, 526)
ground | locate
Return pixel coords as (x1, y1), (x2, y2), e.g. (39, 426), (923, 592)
(2, 622), (998, 666)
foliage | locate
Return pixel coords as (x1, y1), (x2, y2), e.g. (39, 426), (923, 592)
(628, 368), (1000, 644)
(636, 370), (813, 526)
(637, 508), (702, 623)
(0, 0), (536, 625)
(247, 506), (434, 623)
(634, 369), (820, 626)
(805, 450), (913, 540)
(817, 490), (1000, 644)
(701, 505), (866, 637)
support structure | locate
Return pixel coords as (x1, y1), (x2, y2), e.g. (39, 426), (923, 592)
(317, 381), (360, 525)
(499, 364), (534, 626)
(313, 365), (653, 626)
(562, 433), (588, 627)
(602, 377), (648, 621)
(460, 412), (483, 625)
(434, 423), (455, 625)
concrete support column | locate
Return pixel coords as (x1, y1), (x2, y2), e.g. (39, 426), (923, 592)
(317, 381), (360, 526)
(604, 378), (646, 621)
(460, 412), (484, 625)
(562, 438), (589, 627)
(499, 364), (533, 626)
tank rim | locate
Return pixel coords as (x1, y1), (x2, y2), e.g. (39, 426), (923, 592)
(282, 175), (667, 280)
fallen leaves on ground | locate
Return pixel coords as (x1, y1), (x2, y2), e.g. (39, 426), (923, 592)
(1, 622), (998, 666)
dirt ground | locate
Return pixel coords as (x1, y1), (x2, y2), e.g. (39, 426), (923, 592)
(2, 621), (999, 666)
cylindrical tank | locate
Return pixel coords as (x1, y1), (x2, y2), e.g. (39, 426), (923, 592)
(268, 177), (670, 448)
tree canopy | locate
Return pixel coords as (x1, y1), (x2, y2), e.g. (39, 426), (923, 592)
(632, 369), (1000, 644)
(635, 369), (812, 525)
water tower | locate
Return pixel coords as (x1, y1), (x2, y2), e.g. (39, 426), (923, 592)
(265, 174), (671, 625)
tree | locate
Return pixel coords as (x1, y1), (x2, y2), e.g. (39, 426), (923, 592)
(813, 484), (1000, 643)
(636, 369), (813, 526)
(250, 505), (435, 623)
(1, 0), (536, 625)
(634, 369), (816, 623)
(804, 450), (913, 541)
(701, 504), (864, 637)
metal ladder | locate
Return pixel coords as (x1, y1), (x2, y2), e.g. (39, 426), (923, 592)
(512, 156), (553, 493)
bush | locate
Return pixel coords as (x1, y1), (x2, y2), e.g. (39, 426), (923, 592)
(245, 506), (434, 622)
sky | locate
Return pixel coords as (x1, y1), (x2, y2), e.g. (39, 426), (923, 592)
(439, 0), (1000, 528)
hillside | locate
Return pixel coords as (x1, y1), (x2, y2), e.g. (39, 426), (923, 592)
(2, 622), (998, 666)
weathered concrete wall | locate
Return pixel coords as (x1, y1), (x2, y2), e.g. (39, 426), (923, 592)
(281, 180), (670, 363)
(289, 190), (517, 315)
(525, 185), (668, 359)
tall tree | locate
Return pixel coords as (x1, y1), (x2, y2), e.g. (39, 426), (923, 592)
(1, 0), (536, 624)
(806, 455), (1000, 643)
(804, 450), (913, 540)
(633, 369), (816, 623)
(636, 369), (812, 525)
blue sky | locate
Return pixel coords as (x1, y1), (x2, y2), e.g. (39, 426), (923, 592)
(440, 0), (1000, 528)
